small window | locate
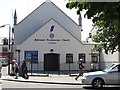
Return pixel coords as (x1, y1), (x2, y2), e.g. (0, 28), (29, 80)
(3, 38), (8, 45)
(66, 53), (73, 63)
(91, 53), (98, 63)
(2, 47), (8, 52)
(78, 53), (86, 63)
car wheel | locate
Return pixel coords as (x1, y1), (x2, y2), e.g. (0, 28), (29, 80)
(92, 78), (104, 88)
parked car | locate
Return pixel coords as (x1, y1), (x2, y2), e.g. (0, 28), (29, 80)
(81, 63), (120, 88)
(0, 56), (8, 66)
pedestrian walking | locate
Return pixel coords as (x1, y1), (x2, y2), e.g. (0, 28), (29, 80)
(21, 60), (29, 79)
(14, 62), (19, 79)
(91, 62), (97, 72)
(91, 62), (95, 72)
(10, 60), (16, 76)
(75, 59), (84, 81)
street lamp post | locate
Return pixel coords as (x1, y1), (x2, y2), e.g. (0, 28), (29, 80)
(0, 24), (11, 75)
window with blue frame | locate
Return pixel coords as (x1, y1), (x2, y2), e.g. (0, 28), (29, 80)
(24, 51), (38, 63)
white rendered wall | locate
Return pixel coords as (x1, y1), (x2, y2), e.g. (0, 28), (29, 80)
(16, 19), (94, 71)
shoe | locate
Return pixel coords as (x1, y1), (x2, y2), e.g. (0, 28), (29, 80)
(75, 78), (78, 81)
(15, 77), (18, 79)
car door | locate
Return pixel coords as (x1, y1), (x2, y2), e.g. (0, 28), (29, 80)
(118, 65), (120, 85)
(106, 65), (119, 85)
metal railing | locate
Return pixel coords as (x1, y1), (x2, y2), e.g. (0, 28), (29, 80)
(17, 61), (118, 76)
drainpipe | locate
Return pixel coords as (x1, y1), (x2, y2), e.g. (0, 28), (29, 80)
(16, 49), (20, 66)
(98, 51), (101, 70)
(118, 52), (120, 63)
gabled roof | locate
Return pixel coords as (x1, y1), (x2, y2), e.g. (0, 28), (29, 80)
(14, 1), (81, 44)
(18, 1), (78, 26)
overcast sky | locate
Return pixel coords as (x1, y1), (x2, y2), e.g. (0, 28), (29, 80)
(0, 0), (93, 41)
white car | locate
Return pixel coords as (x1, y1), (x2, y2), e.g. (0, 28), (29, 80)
(0, 56), (8, 66)
(81, 63), (120, 88)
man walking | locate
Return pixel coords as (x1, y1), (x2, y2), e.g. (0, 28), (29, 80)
(21, 60), (29, 79)
(14, 62), (19, 79)
(75, 59), (84, 81)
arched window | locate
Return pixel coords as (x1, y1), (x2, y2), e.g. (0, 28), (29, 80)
(3, 38), (8, 45)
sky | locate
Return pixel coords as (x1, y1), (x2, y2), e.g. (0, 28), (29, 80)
(0, 0), (93, 41)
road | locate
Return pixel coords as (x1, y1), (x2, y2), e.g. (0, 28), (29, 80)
(2, 80), (120, 89)
(1, 66), (120, 90)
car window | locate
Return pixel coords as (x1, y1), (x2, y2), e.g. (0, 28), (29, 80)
(103, 64), (116, 72)
(0, 57), (7, 60)
(111, 65), (119, 72)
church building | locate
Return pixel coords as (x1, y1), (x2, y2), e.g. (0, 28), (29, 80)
(13, 1), (119, 73)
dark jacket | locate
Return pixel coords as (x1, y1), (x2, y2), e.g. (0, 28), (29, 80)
(21, 62), (27, 73)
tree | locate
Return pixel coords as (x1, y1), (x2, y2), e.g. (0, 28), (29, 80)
(66, 1), (120, 54)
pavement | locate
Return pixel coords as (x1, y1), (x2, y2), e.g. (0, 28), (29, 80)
(1, 74), (82, 85)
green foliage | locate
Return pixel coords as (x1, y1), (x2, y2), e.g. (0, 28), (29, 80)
(66, 1), (120, 54)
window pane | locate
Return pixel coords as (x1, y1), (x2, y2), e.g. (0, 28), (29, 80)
(66, 54), (73, 63)
(91, 54), (98, 63)
(3, 38), (8, 45)
(79, 53), (86, 63)
(2, 47), (8, 52)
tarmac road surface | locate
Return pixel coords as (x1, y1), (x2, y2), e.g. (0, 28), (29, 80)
(2, 87), (120, 90)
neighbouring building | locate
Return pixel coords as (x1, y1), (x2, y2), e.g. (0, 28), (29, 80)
(0, 37), (13, 60)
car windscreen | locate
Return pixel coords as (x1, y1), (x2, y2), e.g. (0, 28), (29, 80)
(103, 64), (116, 72)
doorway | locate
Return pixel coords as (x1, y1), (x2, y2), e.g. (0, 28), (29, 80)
(44, 53), (60, 71)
